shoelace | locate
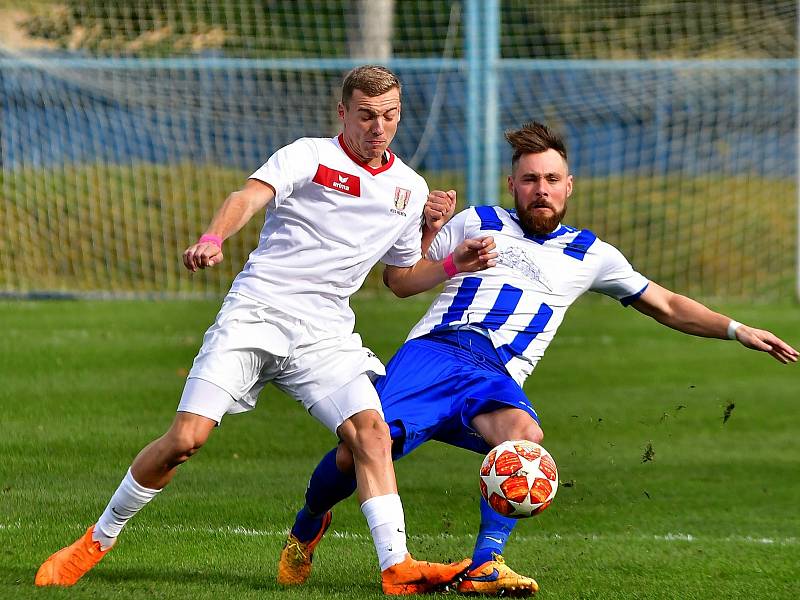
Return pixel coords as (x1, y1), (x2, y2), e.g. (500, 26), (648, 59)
(285, 539), (308, 562)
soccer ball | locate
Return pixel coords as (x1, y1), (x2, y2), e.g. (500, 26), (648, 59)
(479, 440), (558, 518)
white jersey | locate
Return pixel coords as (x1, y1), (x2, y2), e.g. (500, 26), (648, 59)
(230, 135), (428, 334)
(407, 206), (649, 386)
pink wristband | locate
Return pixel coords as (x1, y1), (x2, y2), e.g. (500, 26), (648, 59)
(442, 253), (459, 278)
(198, 234), (223, 247)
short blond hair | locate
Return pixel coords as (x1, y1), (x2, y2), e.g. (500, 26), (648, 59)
(341, 65), (401, 106)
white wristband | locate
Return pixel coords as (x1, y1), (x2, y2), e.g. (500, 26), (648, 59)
(727, 320), (743, 340)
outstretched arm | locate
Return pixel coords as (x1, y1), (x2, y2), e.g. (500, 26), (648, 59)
(383, 236), (498, 298)
(182, 179), (275, 272)
(631, 282), (798, 364)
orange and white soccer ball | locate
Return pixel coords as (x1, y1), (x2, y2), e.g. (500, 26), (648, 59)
(479, 440), (558, 518)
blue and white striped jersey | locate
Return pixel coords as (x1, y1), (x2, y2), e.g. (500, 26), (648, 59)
(407, 206), (649, 386)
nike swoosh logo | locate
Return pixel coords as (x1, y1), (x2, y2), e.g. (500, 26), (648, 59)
(485, 536), (503, 544)
(111, 506), (135, 518)
(466, 568), (500, 583)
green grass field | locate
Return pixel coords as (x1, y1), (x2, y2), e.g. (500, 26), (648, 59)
(1, 293), (799, 599)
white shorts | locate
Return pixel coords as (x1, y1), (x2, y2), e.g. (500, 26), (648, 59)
(309, 373), (384, 433)
(177, 292), (385, 430)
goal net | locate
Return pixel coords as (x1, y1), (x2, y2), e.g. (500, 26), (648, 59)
(0, 1), (796, 299)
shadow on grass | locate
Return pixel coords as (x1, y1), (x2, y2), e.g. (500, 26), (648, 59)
(1, 563), (381, 596)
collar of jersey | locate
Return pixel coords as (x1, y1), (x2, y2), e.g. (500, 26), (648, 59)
(505, 208), (574, 243)
(337, 134), (395, 175)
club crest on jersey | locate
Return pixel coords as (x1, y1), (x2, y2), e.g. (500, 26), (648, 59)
(313, 164), (361, 197)
(391, 187), (412, 216)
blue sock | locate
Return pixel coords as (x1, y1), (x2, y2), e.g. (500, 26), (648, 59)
(291, 447), (357, 542)
(470, 496), (518, 569)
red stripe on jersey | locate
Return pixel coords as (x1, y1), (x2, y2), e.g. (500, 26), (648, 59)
(312, 164), (361, 197)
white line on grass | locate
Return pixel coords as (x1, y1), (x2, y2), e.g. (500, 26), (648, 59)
(4, 521), (796, 546)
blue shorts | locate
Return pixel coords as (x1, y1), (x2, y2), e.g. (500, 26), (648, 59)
(374, 329), (539, 459)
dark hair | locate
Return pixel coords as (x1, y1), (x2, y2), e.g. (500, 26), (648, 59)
(341, 65), (401, 106)
(504, 121), (568, 167)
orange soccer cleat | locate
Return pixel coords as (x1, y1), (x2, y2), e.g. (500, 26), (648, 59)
(35, 525), (112, 587)
(456, 554), (539, 596)
(277, 511), (332, 586)
(381, 554), (471, 595)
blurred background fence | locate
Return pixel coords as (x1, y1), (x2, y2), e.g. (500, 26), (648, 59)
(0, 1), (797, 299)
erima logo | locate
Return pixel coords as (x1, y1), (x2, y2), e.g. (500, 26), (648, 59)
(312, 165), (361, 197)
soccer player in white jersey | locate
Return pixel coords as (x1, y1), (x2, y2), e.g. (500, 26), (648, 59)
(278, 121), (798, 596)
(35, 65), (499, 594)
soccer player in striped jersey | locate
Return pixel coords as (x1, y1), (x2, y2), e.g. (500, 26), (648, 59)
(279, 121), (798, 596)
(35, 65), (498, 595)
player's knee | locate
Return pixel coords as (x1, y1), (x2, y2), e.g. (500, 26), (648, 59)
(162, 417), (213, 462)
(498, 415), (543, 445)
(161, 431), (202, 463)
(488, 423), (543, 448)
(476, 408), (544, 447)
(341, 410), (391, 461)
(523, 422), (544, 445)
(335, 443), (356, 474)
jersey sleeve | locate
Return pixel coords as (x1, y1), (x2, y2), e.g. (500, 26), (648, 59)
(381, 179), (430, 267)
(248, 138), (318, 208)
(590, 241), (650, 306)
(425, 209), (470, 261)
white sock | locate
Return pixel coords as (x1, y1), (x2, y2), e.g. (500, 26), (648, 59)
(361, 493), (409, 571)
(93, 469), (160, 550)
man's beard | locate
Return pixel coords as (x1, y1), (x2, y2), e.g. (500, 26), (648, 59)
(514, 191), (567, 236)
